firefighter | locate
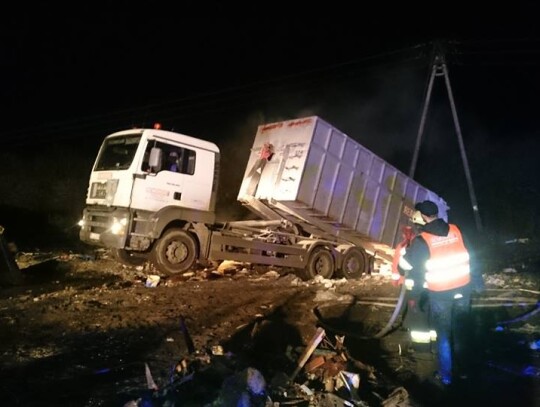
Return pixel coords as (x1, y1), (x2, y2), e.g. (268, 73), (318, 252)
(398, 200), (481, 387)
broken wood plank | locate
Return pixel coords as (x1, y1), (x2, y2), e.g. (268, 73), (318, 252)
(290, 327), (325, 381)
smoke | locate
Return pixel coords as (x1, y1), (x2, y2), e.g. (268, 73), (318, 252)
(214, 112), (265, 222)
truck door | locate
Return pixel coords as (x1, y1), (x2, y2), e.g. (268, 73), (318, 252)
(130, 141), (195, 212)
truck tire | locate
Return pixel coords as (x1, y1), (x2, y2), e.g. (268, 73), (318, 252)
(151, 229), (198, 275)
(112, 248), (146, 266)
(304, 246), (335, 280)
(339, 247), (368, 279)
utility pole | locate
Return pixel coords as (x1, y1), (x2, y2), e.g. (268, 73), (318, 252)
(409, 42), (483, 233)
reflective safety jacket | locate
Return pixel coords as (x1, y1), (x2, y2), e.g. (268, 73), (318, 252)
(420, 224), (471, 292)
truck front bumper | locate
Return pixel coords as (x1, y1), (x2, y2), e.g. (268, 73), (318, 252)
(79, 206), (130, 249)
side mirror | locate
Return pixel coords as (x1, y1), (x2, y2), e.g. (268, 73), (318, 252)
(149, 147), (162, 171)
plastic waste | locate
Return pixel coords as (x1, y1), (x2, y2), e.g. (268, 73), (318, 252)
(145, 275), (160, 287)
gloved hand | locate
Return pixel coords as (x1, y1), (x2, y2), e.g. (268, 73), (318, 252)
(392, 275), (405, 287)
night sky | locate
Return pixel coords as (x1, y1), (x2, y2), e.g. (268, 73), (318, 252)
(1, 3), (539, 243)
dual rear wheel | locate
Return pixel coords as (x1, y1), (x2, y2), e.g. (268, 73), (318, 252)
(340, 247), (370, 279)
(303, 245), (370, 280)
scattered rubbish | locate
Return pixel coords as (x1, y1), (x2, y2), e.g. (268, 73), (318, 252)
(145, 275), (160, 287)
(123, 318), (417, 407)
(174, 358), (190, 376)
(217, 260), (246, 273)
(210, 367), (267, 406)
(380, 386), (409, 407)
(299, 384), (314, 396)
(145, 363), (159, 390)
(318, 392), (362, 407)
(261, 270), (280, 279)
(340, 371), (360, 390)
(212, 345), (224, 355)
(338, 371), (361, 402)
(305, 355), (326, 372)
(505, 238), (530, 245)
(290, 327), (326, 381)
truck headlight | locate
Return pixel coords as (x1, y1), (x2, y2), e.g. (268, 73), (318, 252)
(78, 219), (85, 227)
(110, 217), (128, 235)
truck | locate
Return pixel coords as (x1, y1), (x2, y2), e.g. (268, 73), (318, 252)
(79, 116), (448, 279)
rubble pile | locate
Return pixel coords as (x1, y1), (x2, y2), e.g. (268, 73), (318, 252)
(123, 319), (410, 407)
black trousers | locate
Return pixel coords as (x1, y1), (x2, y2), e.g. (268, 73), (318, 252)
(429, 287), (472, 382)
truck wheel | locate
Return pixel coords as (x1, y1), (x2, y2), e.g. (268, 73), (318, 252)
(152, 229), (198, 275)
(304, 246), (335, 280)
(112, 248), (146, 266)
(339, 247), (368, 279)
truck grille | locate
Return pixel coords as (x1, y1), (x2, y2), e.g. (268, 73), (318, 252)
(86, 212), (112, 234)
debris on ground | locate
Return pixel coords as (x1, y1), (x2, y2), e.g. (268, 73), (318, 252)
(121, 318), (410, 406)
(2, 245), (540, 406)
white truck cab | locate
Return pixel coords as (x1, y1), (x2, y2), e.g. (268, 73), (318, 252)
(79, 125), (220, 262)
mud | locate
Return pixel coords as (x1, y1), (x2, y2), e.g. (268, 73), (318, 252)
(1, 248), (539, 406)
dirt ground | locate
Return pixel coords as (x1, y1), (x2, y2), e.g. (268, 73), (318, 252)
(1, 241), (540, 407)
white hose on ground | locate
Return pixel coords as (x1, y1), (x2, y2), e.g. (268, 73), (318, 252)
(373, 282), (408, 338)
(496, 301), (540, 325)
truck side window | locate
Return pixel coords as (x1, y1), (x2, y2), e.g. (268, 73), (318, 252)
(167, 150), (180, 172)
(182, 149), (196, 175)
(142, 141), (196, 175)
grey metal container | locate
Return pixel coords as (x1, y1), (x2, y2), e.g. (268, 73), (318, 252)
(238, 116), (448, 261)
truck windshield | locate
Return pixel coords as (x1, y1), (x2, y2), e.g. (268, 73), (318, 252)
(94, 135), (142, 171)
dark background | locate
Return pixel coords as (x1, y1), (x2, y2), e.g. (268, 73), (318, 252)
(1, 3), (539, 249)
